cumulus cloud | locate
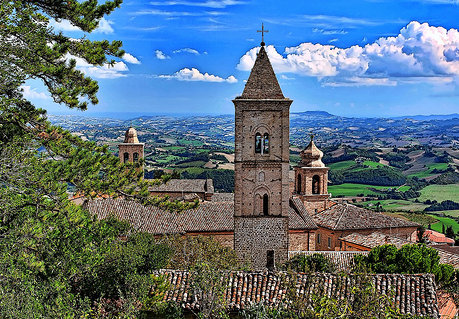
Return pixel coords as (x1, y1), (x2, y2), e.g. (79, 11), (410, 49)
(158, 68), (237, 83)
(173, 48), (200, 55)
(123, 53), (141, 64)
(155, 50), (170, 60)
(21, 86), (49, 99)
(237, 21), (459, 86)
(65, 54), (128, 79)
(49, 17), (114, 34)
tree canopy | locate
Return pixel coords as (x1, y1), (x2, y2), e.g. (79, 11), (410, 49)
(0, 1), (197, 317)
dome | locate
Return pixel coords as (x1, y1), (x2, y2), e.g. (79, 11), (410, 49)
(123, 127), (140, 143)
(300, 135), (325, 168)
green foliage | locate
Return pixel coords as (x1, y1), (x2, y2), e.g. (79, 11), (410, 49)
(283, 254), (335, 273)
(353, 244), (455, 285)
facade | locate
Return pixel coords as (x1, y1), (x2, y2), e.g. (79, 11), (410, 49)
(293, 136), (331, 213)
(233, 41), (292, 270)
(118, 127), (144, 167)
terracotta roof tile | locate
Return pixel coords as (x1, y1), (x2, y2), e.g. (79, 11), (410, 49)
(340, 233), (459, 269)
(153, 270), (439, 317)
(148, 179), (214, 193)
(84, 198), (317, 235)
(341, 232), (412, 249)
(313, 203), (419, 230)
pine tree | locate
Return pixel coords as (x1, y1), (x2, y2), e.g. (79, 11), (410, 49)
(0, 1), (196, 317)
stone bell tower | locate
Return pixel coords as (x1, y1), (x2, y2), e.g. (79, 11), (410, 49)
(233, 33), (292, 270)
(118, 127), (144, 168)
(294, 135), (330, 213)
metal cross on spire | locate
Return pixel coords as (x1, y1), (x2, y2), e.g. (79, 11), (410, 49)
(257, 23), (269, 46)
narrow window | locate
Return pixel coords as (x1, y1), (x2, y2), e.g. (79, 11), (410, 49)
(328, 237), (331, 249)
(266, 250), (274, 271)
(255, 133), (262, 153)
(133, 152), (139, 162)
(263, 194), (269, 216)
(317, 233), (321, 244)
(123, 152), (129, 163)
(297, 174), (302, 194)
(258, 171), (265, 182)
(263, 133), (269, 154)
(312, 175), (321, 194)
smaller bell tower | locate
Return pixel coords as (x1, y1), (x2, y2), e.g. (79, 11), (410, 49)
(118, 127), (144, 169)
(294, 135), (330, 214)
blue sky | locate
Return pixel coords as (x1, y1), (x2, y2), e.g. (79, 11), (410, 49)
(27, 0), (459, 117)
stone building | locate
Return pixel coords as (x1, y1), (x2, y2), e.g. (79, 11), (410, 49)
(293, 135), (331, 213)
(118, 126), (144, 166)
(148, 178), (214, 201)
(312, 203), (419, 251)
(233, 40), (292, 270)
(84, 196), (317, 252)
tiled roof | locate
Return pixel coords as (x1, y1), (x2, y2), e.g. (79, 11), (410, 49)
(340, 233), (459, 269)
(437, 290), (458, 319)
(289, 197), (318, 229)
(85, 198), (317, 235)
(288, 251), (369, 272)
(340, 232), (412, 249)
(148, 179), (214, 193)
(210, 193), (234, 202)
(424, 230), (455, 244)
(153, 269), (439, 317)
(313, 203), (419, 230)
(240, 46), (285, 99)
(435, 249), (459, 269)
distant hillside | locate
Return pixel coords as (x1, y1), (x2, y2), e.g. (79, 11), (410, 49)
(390, 114), (459, 121)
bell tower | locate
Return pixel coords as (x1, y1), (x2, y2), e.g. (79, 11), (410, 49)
(118, 127), (144, 169)
(233, 35), (292, 270)
(294, 135), (330, 213)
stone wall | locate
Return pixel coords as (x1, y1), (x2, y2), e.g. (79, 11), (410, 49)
(289, 231), (316, 252)
(234, 217), (289, 270)
(118, 143), (144, 164)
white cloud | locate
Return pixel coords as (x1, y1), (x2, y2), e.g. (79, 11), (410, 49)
(123, 53), (141, 64)
(237, 21), (459, 86)
(65, 54), (129, 79)
(21, 86), (49, 99)
(96, 18), (114, 34)
(149, 0), (245, 8)
(173, 48), (200, 55)
(158, 68), (237, 83)
(49, 17), (114, 34)
(155, 50), (170, 60)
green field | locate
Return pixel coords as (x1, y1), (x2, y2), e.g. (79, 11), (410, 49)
(407, 163), (449, 178)
(178, 139), (204, 146)
(429, 215), (459, 233)
(328, 183), (396, 197)
(363, 160), (386, 168)
(439, 210), (459, 218)
(361, 199), (428, 211)
(328, 160), (355, 171)
(418, 184), (459, 203)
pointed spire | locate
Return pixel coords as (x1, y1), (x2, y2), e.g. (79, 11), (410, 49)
(241, 45), (285, 99)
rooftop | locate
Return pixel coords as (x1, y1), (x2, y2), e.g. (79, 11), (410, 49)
(313, 203), (419, 230)
(148, 179), (214, 193)
(153, 269), (439, 317)
(123, 127), (140, 144)
(240, 45), (285, 100)
(84, 197), (318, 235)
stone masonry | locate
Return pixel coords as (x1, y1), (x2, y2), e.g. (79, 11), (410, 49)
(233, 44), (292, 270)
